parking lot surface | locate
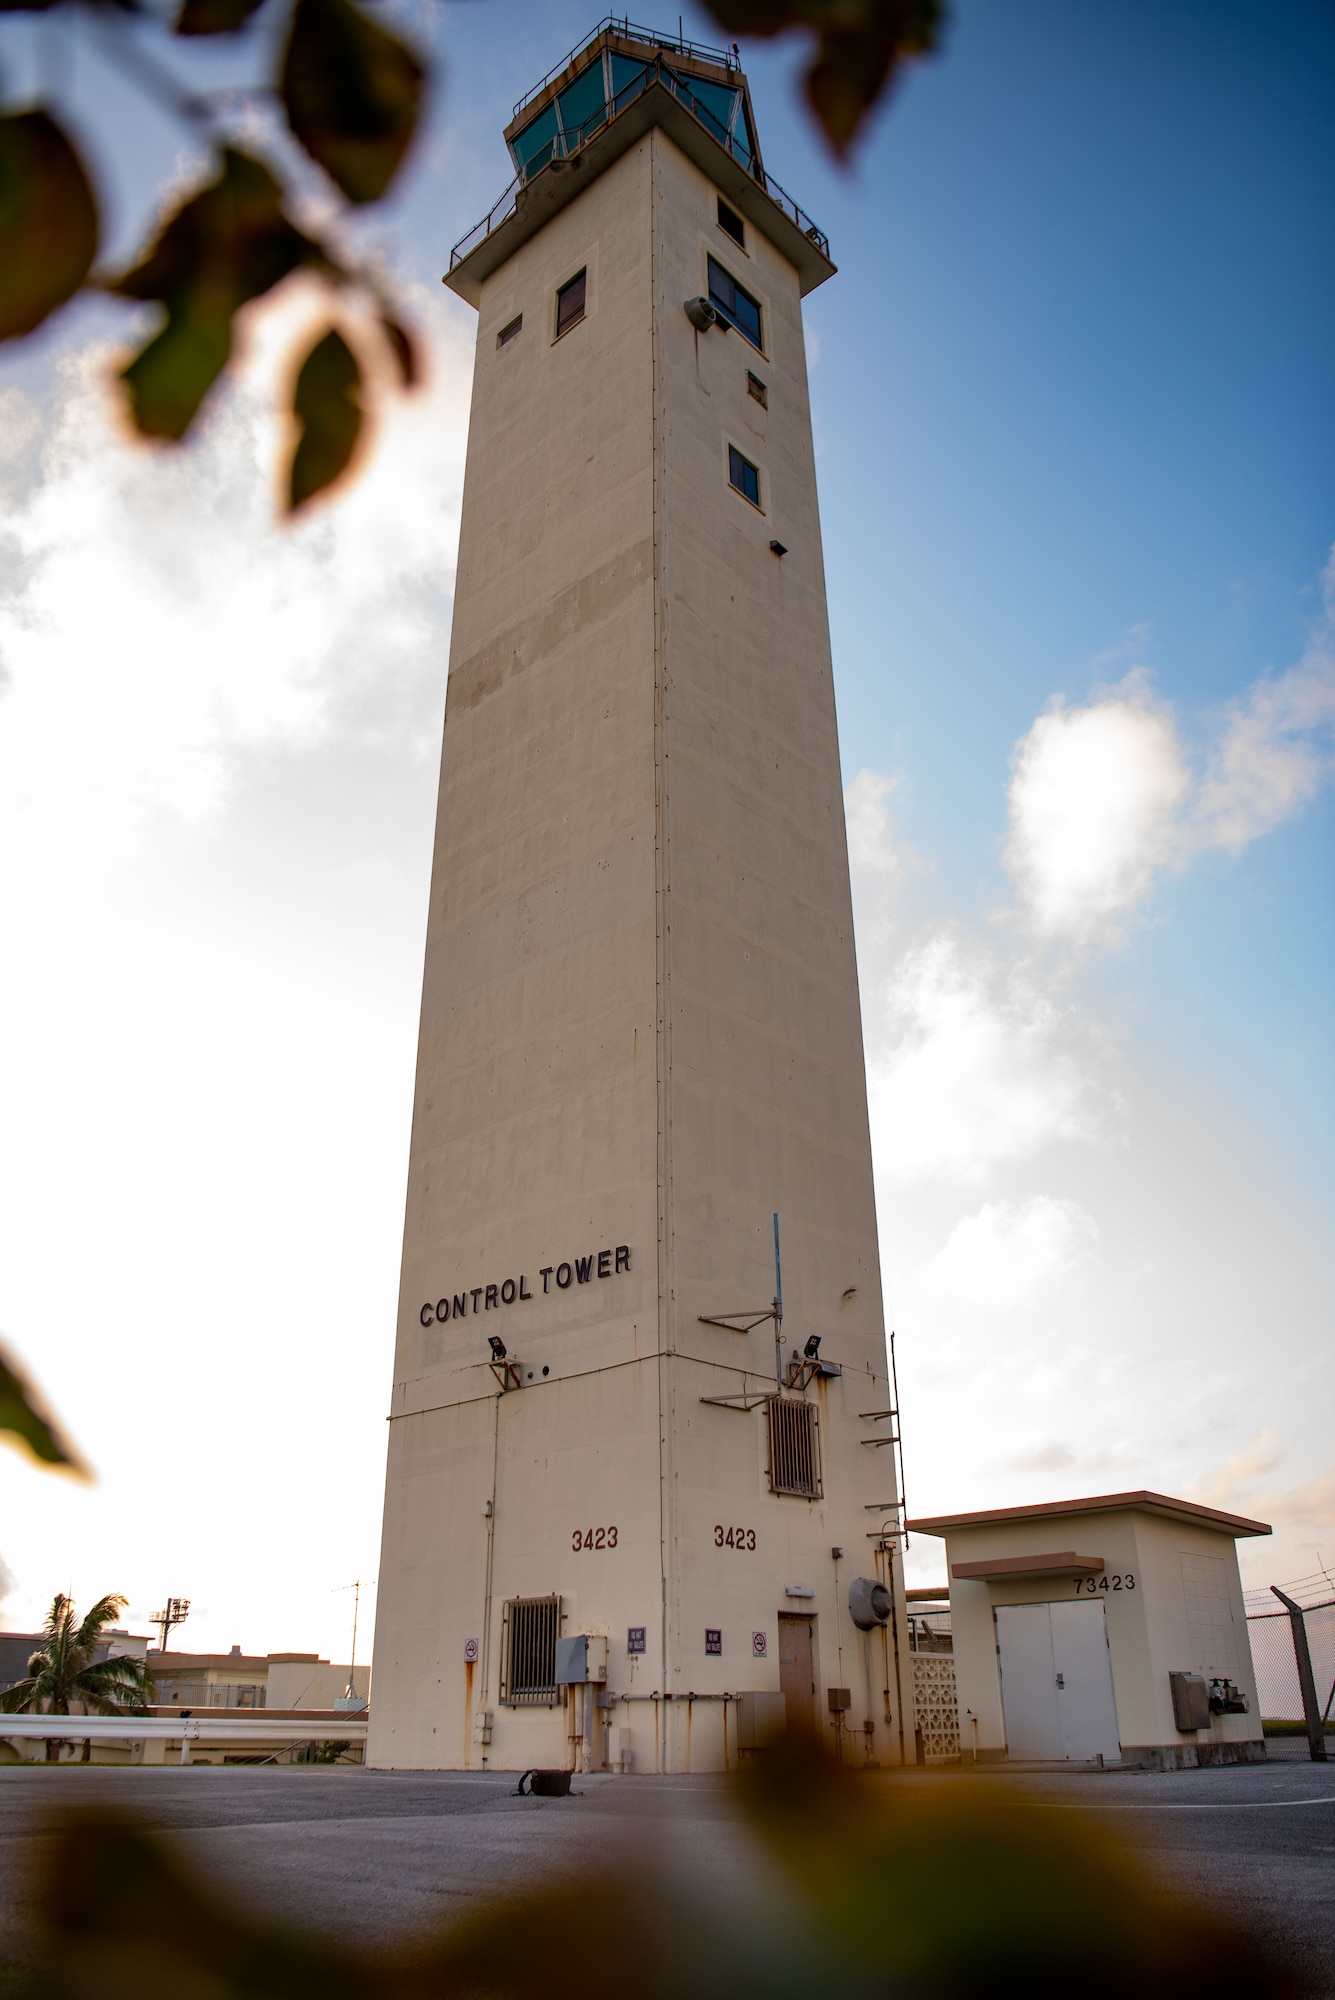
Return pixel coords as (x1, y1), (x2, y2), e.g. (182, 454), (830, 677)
(1, 1760), (1332, 1989)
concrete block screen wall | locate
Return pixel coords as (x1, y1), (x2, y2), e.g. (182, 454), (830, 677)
(367, 25), (908, 1775)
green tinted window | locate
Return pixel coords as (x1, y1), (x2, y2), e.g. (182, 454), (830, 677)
(556, 61), (607, 145)
(609, 54), (648, 104)
(685, 75), (738, 144)
(511, 102), (558, 175)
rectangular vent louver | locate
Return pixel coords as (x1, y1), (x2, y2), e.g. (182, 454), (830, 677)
(767, 1396), (821, 1499)
(500, 1594), (560, 1704)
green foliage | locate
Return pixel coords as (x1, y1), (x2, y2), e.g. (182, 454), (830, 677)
(289, 327), (362, 510)
(19, 1738), (1305, 1999)
(280, 0), (425, 205)
(700, 0), (946, 156)
(112, 148), (336, 440)
(0, 0), (424, 510)
(0, 1594), (151, 1726)
(0, 110), (98, 339)
(0, 1345), (83, 1473)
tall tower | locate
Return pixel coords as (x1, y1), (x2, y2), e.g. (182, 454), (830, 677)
(368, 22), (907, 1775)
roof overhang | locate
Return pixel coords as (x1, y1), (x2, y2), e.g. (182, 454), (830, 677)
(908, 1489), (1271, 1540)
(446, 74), (836, 307)
(951, 1551), (1105, 1582)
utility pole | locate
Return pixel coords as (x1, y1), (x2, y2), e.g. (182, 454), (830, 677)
(151, 1597), (189, 1652)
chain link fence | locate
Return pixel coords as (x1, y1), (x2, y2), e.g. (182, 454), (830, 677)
(1245, 1572), (1335, 1762)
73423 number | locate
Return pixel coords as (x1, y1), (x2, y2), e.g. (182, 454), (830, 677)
(1074, 1573), (1134, 1594)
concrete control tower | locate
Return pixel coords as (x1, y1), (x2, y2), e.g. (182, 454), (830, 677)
(369, 20), (908, 1774)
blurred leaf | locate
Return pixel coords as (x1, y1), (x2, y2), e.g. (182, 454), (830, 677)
(0, 1343), (86, 1473)
(0, 109), (99, 340)
(701, 0), (944, 156)
(174, 0), (266, 34)
(288, 326), (362, 511)
(33, 1815), (380, 1998)
(378, 312), (417, 387)
(110, 147), (336, 440)
(281, 0), (424, 204)
(738, 1730), (1300, 1998)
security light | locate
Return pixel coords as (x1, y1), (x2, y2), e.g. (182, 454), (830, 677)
(803, 1334), (821, 1360)
(488, 1336), (507, 1361)
(684, 296), (720, 332)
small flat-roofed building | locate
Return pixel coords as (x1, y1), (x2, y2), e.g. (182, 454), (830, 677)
(908, 1491), (1269, 1769)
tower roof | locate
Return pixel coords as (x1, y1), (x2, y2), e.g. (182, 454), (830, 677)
(446, 17), (835, 305)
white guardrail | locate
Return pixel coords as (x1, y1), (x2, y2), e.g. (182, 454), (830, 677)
(1, 1714), (367, 1750)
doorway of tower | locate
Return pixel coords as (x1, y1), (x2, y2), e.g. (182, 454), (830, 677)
(995, 1599), (1122, 1763)
(778, 1614), (817, 1731)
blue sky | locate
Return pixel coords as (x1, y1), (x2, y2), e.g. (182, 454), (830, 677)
(0, 0), (1331, 1652)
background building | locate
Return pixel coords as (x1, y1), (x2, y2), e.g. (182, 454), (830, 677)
(369, 21), (907, 1775)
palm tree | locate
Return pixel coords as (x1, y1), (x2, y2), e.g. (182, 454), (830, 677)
(1, 1593), (150, 1761)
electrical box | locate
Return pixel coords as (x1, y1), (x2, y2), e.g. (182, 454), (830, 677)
(827, 1687), (852, 1713)
(736, 1690), (787, 1750)
(555, 1633), (607, 1685)
(472, 1709), (493, 1745)
(1169, 1671), (1211, 1732)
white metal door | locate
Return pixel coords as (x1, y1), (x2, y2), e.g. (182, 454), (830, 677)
(1050, 1599), (1121, 1763)
(995, 1602), (1062, 1759)
(996, 1599), (1122, 1763)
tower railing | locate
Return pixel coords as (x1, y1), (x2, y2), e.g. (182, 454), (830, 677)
(450, 52), (829, 275)
(511, 14), (739, 120)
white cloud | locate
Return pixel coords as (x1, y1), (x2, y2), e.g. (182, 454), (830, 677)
(1196, 653), (1335, 853)
(844, 768), (901, 874)
(866, 932), (1109, 1184)
(0, 278), (473, 872)
(919, 1195), (1099, 1310)
(1186, 1433), (1335, 1534)
(1005, 554), (1335, 941)
(1005, 671), (1189, 940)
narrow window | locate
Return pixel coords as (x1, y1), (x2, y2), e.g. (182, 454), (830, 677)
(707, 254), (762, 349)
(746, 371), (768, 407)
(555, 269), (586, 338)
(766, 1396), (821, 1498)
(717, 198), (745, 248)
(500, 1594), (560, 1704)
(497, 314), (522, 348)
(728, 444), (760, 508)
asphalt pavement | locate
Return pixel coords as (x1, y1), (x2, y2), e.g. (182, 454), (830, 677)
(0, 1759), (1331, 1990)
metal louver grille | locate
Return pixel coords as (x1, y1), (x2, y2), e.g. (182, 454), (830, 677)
(767, 1396), (821, 1498)
(500, 1595), (560, 1705)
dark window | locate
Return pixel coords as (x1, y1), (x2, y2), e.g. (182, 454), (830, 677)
(728, 444), (760, 507)
(497, 314), (522, 348)
(500, 1595), (560, 1704)
(717, 198), (745, 248)
(747, 371), (767, 407)
(555, 270), (586, 338)
(707, 255), (761, 349)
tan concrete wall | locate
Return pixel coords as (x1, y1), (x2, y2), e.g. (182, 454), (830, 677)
(934, 1510), (1262, 1760)
(370, 115), (900, 1774)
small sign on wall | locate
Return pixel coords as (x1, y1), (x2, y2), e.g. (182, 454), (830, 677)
(705, 1629), (722, 1655)
(627, 1627), (646, 1654)
(464, 1638), (478, 1662)
(752, 1631), (767, 1657)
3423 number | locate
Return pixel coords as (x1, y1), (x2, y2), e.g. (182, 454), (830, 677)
(572, 1526), (618, 1550)
(1075, 1572), (1134, 1594)
(714, 1525), (756, 1550)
